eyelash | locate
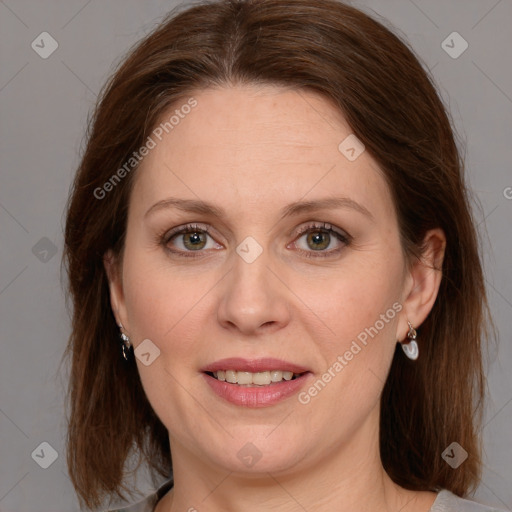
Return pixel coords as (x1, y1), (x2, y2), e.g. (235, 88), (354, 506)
(293, 222), (351, 258)
(160, 223), (218, 259)
(160, 222), (351, 259)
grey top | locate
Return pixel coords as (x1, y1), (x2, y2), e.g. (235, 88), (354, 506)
(111, 480), (508, 512)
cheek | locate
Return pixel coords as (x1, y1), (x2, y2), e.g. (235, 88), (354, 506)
(120, 253), (213, 421)
(297, 255), (402, 345)
(294, 267), (401, 433)
(122, 246), (210, 340)
(121, 251), (222, 408)
(290, 250), (403, 417)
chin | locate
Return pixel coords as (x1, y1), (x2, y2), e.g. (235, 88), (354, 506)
(198, 431), (309, 475)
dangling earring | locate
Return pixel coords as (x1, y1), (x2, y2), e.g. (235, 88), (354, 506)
(401, 321), (419, 360)
(119, 324), (132, 361)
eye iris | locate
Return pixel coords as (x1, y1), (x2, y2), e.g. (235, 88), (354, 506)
(183, 232), (206, 250)
(307, 230), (330, 250)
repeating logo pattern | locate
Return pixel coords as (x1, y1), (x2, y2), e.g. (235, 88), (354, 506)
(0, 1), (510, 511)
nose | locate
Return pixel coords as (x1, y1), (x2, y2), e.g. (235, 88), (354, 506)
(216, 248), (291, 336)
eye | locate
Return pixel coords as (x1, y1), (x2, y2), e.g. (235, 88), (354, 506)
(160, 222), (350, 259)
(162, 223), (223, 256)
(290, 222), (351, 257)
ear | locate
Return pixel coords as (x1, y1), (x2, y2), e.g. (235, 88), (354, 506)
(103, 249), (129, 332)
(398, 228), (446, 340)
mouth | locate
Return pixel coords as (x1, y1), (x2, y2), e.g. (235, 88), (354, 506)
(205, 369), (305, 386)
(201, 358), (312, 407)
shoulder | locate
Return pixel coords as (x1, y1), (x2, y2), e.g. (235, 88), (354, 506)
(431, 489), (508, 512)
(108, 479), (174, 512)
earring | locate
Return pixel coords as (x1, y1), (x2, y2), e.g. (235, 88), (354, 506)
(119, 324), (132, 361)
(401, 321), (419, 360)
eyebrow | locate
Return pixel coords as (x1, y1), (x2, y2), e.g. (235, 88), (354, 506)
(144, 196), (374, 221)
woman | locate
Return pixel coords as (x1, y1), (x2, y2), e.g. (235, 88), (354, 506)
(62, 0), (505, 511)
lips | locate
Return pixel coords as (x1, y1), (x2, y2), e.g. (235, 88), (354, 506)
(201, 357), (310, 374)
(203, 372), (311, 407)
(201, 358), (312, 407)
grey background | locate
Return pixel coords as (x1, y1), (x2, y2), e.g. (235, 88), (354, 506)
(0, 0), (511, 511)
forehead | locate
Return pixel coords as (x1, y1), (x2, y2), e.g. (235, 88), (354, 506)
(130, 85), (394, 223)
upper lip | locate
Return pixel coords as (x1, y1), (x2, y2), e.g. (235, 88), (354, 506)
(201, 357), (310, 374)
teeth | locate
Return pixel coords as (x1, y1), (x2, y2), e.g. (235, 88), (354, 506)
(225, 370), (237, 383)
(237, 371), (253, 385)
(270, 370), (283, 382)
(253, 371), (271, 385)
(212, 370), (302, 385)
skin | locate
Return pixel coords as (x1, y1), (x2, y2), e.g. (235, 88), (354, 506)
(105, 85), (446, 512)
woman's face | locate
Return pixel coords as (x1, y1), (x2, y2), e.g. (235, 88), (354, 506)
(108, 85), (415, 476)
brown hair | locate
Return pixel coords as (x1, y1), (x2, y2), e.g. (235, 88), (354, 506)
(62, 0), (492, 508)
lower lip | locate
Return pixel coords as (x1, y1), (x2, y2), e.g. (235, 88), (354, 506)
(203, 372), (311, 407)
